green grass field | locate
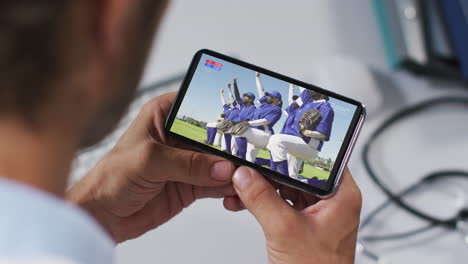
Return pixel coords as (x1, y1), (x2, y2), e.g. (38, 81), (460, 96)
(171, 119), (330, 180)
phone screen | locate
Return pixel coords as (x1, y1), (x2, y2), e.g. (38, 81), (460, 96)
(166, 50), (364, 195)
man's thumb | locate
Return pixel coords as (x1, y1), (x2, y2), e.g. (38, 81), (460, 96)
(233, 167), (296, 232)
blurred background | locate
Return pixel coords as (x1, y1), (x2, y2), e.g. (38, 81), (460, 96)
(72, 0), (468, 263)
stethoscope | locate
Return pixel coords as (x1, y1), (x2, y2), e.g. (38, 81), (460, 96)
(359, 97), (468, 262)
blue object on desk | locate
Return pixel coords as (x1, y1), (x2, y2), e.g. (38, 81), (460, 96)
(440, 0), (468, 81)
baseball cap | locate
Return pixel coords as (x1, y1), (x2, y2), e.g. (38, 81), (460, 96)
(243, 92), (256, 101)
(265, 90), (282, 101)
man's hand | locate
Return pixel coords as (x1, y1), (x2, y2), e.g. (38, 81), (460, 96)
(67, 92), (236, 243)
(221, 88), (225, 94)
(225, 167), (362, 264)
(227, 83), (231, 89)
(233, 77), (238, 83)
(256, 72), (260, 78)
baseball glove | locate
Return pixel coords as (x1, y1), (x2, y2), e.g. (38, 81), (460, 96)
(231, 120), (250, 136)
(298, 108), (322, 131)
(216, 120), (234, 133)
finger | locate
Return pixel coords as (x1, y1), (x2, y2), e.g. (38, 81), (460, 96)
(149, 92), (177, 144)
(116, 92), (177, 146)
(223, 196), (245, 212)
(144, 141), (236, 187)
(232, 166), (298, 233)
(194, 184), (236, 199)
(302, 168), (362, 225)
(151, 92), (177, 119)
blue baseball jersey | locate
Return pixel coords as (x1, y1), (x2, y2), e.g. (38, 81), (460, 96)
(232, 100), (256, 122)
(258, 95), (268, 104)
(280, 90), (334, 151)
(223, 104), (240, 121)
(280, 88), (312, 135)
(251, 101), (282, 134)
(313, 102), (334, 140)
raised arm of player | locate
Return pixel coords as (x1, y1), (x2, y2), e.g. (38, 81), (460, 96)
(233, 78), (241, 102)
(248, 119), (270, 126)
(288, 84), (295, 105)
(220, 88), (227, 106)
(227, 83), (235, 102)
(255, 72), (265, 98)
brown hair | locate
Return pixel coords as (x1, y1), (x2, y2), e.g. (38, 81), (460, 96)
(0, 1), (70, 118)
(0, 0), (168, 126)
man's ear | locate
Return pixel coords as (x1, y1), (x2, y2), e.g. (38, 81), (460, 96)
(88, 0), (135, 58)
(65, 0), (137, 107)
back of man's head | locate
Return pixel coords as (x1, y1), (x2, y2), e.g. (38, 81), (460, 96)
(0, 0), (168, 147)
(0, 1), (70, 119)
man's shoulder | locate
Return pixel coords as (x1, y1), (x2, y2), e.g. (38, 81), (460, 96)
(0, 179), (114, 264)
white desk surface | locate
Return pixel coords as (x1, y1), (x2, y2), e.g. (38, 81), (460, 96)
(89, 1), (468, 263)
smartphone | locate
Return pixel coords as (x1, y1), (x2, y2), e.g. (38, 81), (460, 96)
(165, 49), (365, 197)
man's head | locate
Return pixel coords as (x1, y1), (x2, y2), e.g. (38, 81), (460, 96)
(0, 0), (169, 148)
(265, 91), (282, 106)
(242, 92), (255, 106)
(309, 91), (329, 102)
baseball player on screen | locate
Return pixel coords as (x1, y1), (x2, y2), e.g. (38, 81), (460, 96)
(253, 84), (302, 169)
(286, 84), (304, 173)
(267, 87), (334, 187)
(260, 84), (303, 170)
(228, 77), (257, 159)
(204, 87), (234, 146)
(218, 84), (240, 153)
(231, 72), (282, 163)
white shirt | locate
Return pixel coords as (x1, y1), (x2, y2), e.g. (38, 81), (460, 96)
(0, 178), (114, 264)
